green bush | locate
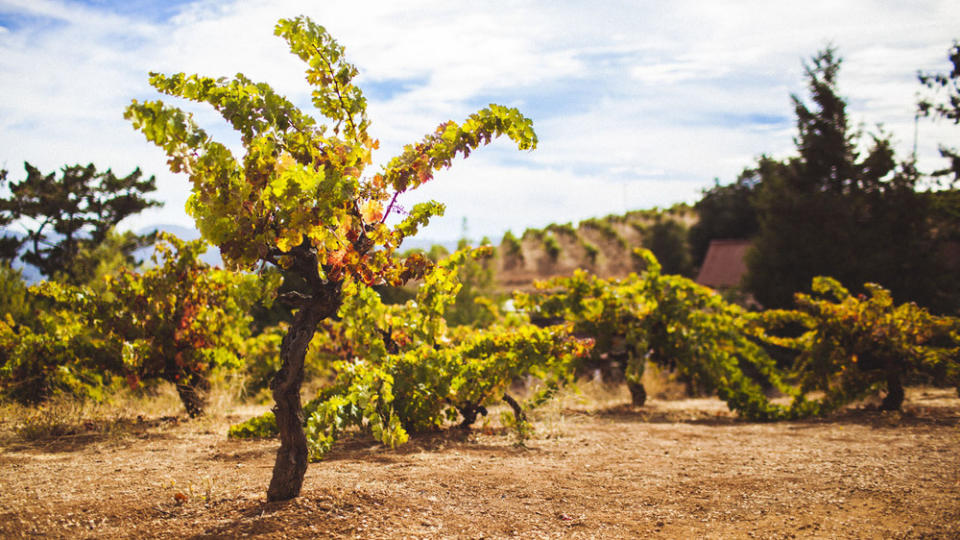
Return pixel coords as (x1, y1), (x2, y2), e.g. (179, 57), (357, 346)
(543, 234), (561, 260)
(758, 277), (960, 413)
(231, 248), (591, 459)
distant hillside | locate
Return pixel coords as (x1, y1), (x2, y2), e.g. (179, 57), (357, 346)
(8, 208), (698, 288)
(494, 204), (697, 290)
(7, 206), (701, 286)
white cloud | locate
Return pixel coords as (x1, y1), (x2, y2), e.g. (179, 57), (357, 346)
(1, 0), (959, 242)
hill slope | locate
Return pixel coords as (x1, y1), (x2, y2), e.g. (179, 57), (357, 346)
(495, 205), (696, 289)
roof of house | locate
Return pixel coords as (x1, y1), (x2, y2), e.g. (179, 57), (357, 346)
(695, 239), (751, 289)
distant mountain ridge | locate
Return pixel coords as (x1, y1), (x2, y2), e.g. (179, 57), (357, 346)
(135, 224), (222, 267)
(4, 224), (221, 283)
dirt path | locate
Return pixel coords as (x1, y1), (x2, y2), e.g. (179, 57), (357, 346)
(1, 388), (958, 539)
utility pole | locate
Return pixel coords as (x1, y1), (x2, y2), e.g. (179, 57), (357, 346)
(912, 112), (919, 163)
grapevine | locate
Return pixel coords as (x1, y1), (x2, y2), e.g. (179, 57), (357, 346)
(757, 277), (960, 413)
(33, 234), (263, 416)
(230, 248), (591, 458)
(125, 15), (538, 500)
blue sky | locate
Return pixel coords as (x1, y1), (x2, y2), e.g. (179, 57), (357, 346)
(1, 0), (958, 243)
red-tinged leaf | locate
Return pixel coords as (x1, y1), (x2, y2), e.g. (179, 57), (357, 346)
(360, 200), (383, 223)
(327, 248), (347, 268)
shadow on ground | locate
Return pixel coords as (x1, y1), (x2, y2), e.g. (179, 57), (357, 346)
(0, 415), (186, 453)
(586, 401), (960, 429)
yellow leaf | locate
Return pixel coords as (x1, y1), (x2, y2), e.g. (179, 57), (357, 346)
(360, 200), (384, 223)
(307, 224), (329, 243)
(276, 231), (302, 252)
(275, 152), (297, 174)
(339, 215), (353, 235)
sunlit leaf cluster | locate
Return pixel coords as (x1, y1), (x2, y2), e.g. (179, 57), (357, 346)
(124, 16), (536, 293)
(759, 277), (960, 413)
(33, 234), (267, 416)
(230, 248), (590, 458)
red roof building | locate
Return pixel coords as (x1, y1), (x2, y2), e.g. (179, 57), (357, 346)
(695, 239), (751, 289)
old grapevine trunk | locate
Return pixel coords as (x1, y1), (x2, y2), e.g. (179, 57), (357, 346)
(174, 374), (210, 418)
(267, 284), (341, 502)
(879, 370), (905, 412)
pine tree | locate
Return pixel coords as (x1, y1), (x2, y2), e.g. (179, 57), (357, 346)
(745, 48), (933, 308)
(0, 163), (160, 284)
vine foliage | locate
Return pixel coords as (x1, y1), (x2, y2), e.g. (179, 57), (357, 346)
(33, 234), (263, 416)
(125, 15), (537, 500)
(758, 277), (960, 413)
(517, 249), (814, 420)
(230, 248), (591, 460)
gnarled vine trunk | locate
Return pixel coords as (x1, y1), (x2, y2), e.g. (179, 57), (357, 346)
(502, 393), (527, 424)
(880, 370), (904, 411)
(627, 380), (647, 407)
(267, 284), (340, 502)
(457, 404), (488, 429)
(175, 375), (210, 418)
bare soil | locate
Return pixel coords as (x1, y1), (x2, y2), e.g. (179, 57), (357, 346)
(1, 387), (958, 539)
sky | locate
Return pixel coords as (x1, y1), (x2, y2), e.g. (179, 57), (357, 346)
(0, 0), (958, 244)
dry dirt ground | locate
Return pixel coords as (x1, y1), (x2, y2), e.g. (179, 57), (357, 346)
(1, 386), (958, 539)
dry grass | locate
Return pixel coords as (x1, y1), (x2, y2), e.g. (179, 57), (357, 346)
(0, 372), (254, 445)
(1, 386), (176, 443)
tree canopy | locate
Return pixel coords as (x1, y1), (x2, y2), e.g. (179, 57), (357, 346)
(745, 48), (939, 309)
(688, 168), (760, 269)
(918, 40), (960, 183)
(0, 162), (160, 284)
